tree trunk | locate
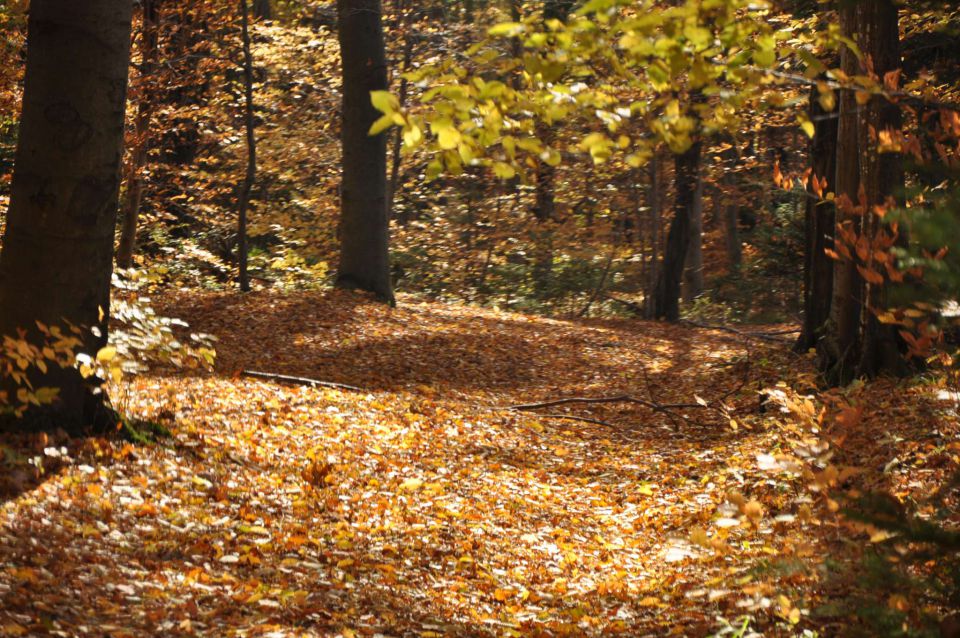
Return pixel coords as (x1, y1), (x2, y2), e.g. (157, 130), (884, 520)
(796, 83), (838, 353)
(253, 0), (271, 20)
(528, 0), (576, 299)
(682, 163), (704, 302)
(820, 0), (903, 383)
(0, 0), (133, 430)
(542, 0), (574, 21)
(388, 20), (414, 221)
(116, 0), (160, 269)
(335, 0), (394, 303)
(721, 144), (742, 271)
(854, 0), (905, 378)
(645, 152), (661, 317)
(653, 140), (701, 321)
(237, 0), (257, 292)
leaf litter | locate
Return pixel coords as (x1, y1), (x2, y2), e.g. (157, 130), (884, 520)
(0, 289), (957, 637)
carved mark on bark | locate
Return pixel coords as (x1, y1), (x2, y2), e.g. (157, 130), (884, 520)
(29, 182), (57, 210)
(44, 101), (94, 151)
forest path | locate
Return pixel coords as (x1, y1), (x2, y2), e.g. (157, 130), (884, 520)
(2, 289), (936, 637)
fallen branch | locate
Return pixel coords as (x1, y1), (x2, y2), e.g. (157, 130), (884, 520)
(241, 370), (364, 392)
(681, 319), (796, 343)
(510, 349), (752, 431)
(604, 293), (645, 316)
(535, 413), (618, 428)
(511, 394), (700, 412)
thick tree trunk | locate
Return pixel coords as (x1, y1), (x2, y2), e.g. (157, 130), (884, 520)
(820, 0), (903, 383)
(653, 140), (701, 321)
(0, 0), (133, 430)
(854, 0), (905, 378)
(116, 0), (160, 269)
(335, 0), (394, 303)
(796, 83), (838, 353)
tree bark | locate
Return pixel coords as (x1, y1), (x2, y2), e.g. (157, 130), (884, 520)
(335, 0), (394, 303)
(645, 152), (661, 317)
(116, 0), (160, 270)
(820, 0), (903, 383)
(388, 19), (414, 221)
(253, 0), (271, 20)
(653, 140), (701, 321)
(796, 83), (837, 352)
(682, 162), (704, 302)
(0, 0), (133, 430)
(721, 144), (742, 271)
(237, 0), (257, 292)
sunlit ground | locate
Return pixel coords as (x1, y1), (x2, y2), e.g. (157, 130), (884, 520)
(1, 290), (953, 637)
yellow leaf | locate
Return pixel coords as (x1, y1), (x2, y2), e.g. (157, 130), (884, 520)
(399, 478), (423, 492)
(431, 119), (461, 150)
(370, 90), (397, 114)
(493, 162), (516, 179)
(403, 124), (422, 146)
(96, 346), (117, 362)
(368, 114), (395, 136)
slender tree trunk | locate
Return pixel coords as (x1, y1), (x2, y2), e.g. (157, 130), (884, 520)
(796, 83), (838, 352)
(721, 144), (742, 271)
(336, 0), (394, 303)
(528, 0), (575, 299)
(0, 0), (133, 430)
(682, 164), (704, 301)
(116, 0), (160, 269)
(653, 140), (701, 321)
(645, 152), (662, 317)
(237, 0), (257, 292)
(388, 20), (413, 220)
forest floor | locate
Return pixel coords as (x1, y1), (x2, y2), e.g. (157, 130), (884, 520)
(1, 290), (958, 637)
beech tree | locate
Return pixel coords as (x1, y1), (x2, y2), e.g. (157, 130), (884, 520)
(336, 0), (394, 303)
(0, 0), (133, 429)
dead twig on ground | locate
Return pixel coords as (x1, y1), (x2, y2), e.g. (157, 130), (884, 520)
(241, 370), (364, 392)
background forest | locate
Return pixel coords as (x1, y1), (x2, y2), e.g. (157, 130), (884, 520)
(1, 0), (960, 636)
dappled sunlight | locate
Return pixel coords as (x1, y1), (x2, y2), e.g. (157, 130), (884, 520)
(0, 291), (833, 636)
